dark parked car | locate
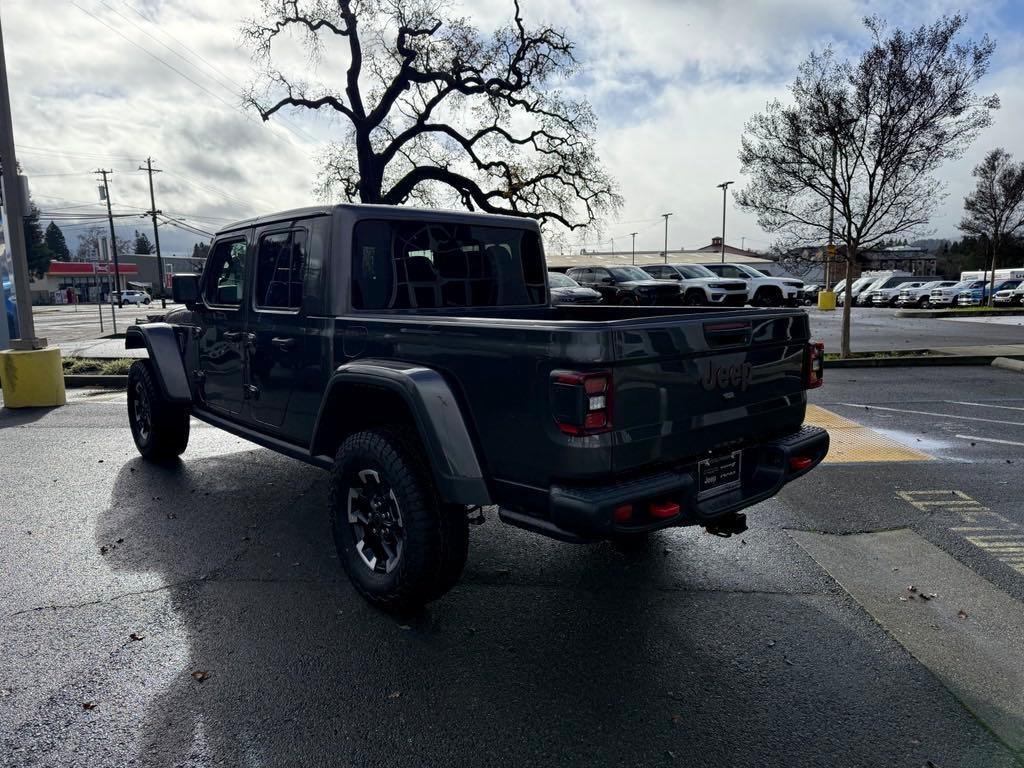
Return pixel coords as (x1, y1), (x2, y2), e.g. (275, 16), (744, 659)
(566, 265), (682, 305)
(126, 204), (829, 610)
(548, 271), (602, 305)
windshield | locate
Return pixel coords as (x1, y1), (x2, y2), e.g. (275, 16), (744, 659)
(609, 266), (654, 281)
(734, 263), (769, 278)
(998, 279), (1022, 290)
(547, 272), (576, 288)
(672, 264), (717, 279)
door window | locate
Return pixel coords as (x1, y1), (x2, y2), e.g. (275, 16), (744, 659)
(594, 269), (612, 284)
(205, 239), (248, 306)
(254, 229), (308, 310)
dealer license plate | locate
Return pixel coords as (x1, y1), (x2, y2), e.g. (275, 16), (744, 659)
(698, 451), (742, 499)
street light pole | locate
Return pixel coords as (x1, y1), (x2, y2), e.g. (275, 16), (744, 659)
(717, 180), (734, 263)
(630, 232), (638, 265)
(661, 213), (673, 263)
(0, 14), (43, 349)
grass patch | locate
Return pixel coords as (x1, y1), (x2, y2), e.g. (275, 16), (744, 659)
(944, 306), (1024, 314)
(62, 357), (135, 376)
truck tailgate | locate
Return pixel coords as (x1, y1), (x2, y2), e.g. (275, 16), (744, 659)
(610, 313), (809, 474)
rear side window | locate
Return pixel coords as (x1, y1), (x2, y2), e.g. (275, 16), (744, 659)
(254, 229), (307, 310)
(352, 220), (545, 309)
(204, 239), (247, 306)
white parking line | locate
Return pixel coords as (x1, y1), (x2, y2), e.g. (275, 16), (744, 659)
(955, 434), (1024, 448)
(947, 401), (1024, 412)
(838, 403), (1024, 427)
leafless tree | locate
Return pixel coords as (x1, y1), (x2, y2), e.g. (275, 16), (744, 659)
(736, 14), (998, 356)
(958, 148), (1024, 305)
(242, 0), (621, 233)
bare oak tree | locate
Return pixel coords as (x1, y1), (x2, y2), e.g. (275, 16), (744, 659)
(736, 15), (998, 356)
(958, 148), (1024, 305)
(242, 0), (620, 232)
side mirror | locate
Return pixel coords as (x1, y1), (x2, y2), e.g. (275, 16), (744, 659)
(172, 274), (201, 308)
(599, 276), (613, 284)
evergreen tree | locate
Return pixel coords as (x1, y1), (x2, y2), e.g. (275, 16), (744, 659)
(44, 221), (71, 261)
(24, 202), (52, 278)
(133, 230), (154, 254)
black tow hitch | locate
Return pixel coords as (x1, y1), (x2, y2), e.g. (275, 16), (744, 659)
(703, 512), (748, 538)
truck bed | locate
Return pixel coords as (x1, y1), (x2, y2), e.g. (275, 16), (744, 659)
(333, 304), (812, 512)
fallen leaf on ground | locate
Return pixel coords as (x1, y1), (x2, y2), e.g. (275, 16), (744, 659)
(919, 593), (932, 601)
(957, 610), (968, 620)
(129, 633), (144, 641)
(191, 670), (210, 683)
(670, 714), (684, 724)
(907, 585), (918, 593)
(388, 691), (401, 699)
(99, 546), (109, 555)
(82, 702), (97, 710)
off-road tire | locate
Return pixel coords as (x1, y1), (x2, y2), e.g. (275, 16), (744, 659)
(127, 360), (190, 461)
(330, 427), (469, 611)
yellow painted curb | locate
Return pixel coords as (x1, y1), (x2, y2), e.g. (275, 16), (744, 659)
(0, 347), (67, 408)
(804, 404), (932, 463)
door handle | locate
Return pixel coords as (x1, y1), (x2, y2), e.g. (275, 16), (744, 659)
(271, 337), (297, 350)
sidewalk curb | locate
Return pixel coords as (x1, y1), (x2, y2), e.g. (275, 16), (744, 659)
(825, 353), (1024, 368)
(896, 308), (1024, 319)
(991, 357), (1024, 374)
(64, 374), (129, 388)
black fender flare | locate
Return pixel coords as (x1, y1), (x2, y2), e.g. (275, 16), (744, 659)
(124, 324), (192, 404)
(312, 360), (490, 506)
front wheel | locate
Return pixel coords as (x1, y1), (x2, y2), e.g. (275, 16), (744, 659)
(330, 427), (469, 611)
(683, 290), (707, 306)
(127, 360), (190, 461)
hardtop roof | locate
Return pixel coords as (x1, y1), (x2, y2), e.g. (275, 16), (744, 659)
(215, 203), (542, 236)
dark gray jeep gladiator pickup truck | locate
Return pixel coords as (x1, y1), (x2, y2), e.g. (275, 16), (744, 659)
(125, 204), (829, 610)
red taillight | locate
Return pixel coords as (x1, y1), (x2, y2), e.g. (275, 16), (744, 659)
(649, 501), (681, 519)
(806, 342), (824, 389)
(789, 456), (814, 471)
(614, 504), (633, 522)
(552, 370), (612, 436)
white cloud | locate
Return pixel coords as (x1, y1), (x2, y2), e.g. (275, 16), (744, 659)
(4, 0), (1022, 255)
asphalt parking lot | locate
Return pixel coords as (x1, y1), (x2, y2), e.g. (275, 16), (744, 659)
(2, 366), (1024, 767)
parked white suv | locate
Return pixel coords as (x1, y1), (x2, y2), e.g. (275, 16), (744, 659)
(698, 262), (801, 306)
(993, 283), (1024, 307)
(863, 278), (927, 307)
(640, 263), (748, 306)
(896, 280), (959, 308)
(115, 290), (152, 305)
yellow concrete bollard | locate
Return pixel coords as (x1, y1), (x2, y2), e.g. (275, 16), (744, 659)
(0, 347), (67, 408)
(817, 290), (836, 311)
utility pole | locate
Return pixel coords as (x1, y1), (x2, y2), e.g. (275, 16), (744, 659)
(0, 14), (42, 349)
(717, 180), (734, 263)
(630, 232), (638, 265)
(95, 169), (123, 306)
(661, 213), (673, 263)
(826, 139), (838, 288)
(140, 157), (166, 308)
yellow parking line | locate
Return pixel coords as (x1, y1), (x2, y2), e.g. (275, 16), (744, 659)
(805, 405), (933, 463)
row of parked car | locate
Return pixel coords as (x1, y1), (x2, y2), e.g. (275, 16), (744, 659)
(835, 273), (1024, 308)
(548, 262), (807, 307)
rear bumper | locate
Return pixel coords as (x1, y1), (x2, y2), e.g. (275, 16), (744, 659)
(500, 425), (829, 542)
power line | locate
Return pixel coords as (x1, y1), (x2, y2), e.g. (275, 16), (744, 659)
(72, 1), (318, 151)
(114, 0), (322, 146)
(15, 144), (141, 161)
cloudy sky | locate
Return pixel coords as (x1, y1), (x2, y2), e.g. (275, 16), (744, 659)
(5, 0), (1024, 255)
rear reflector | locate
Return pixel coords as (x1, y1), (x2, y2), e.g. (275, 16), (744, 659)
(649, 501), (681, 519)
(614, 504), (633, 522)
(789, 456), (814, 471)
